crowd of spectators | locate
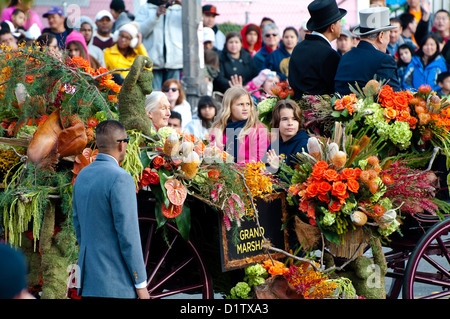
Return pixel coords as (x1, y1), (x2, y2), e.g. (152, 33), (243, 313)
(0, 0), (449, 137)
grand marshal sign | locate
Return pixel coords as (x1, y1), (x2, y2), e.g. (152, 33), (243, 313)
(219, 192), (290, 271)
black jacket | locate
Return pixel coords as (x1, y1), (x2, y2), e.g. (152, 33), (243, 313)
(213, 48), (258, 93)
(288, 34), (340, 97)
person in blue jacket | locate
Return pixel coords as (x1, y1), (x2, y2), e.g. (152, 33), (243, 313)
(265, 26), (299, 81)
(265, 99), (309, 174)
(403, 34), (449, 91)
(72, 120), (149, 299)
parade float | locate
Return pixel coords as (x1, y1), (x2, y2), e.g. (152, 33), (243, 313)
(1, 41), (450, 299)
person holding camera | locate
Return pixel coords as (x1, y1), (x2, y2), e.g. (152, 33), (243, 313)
(135, 0), (183, 90)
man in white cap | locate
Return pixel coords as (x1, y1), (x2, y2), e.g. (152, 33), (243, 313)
(92, 9), (114, 50)
(334, 7), (401, 94)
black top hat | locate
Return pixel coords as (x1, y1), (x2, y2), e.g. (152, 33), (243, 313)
(306, 0), (347, 31)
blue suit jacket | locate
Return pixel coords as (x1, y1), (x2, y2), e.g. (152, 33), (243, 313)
(334, 40), (400, 95)
(72, 153), (147, 298)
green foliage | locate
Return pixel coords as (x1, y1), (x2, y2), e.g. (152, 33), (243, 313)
(0, 45), (116, 135)
(0, 162), (73, 250)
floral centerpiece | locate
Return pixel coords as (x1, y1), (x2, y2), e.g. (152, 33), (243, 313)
(282, 126), (400, 249)
(299, 80), (449, 167)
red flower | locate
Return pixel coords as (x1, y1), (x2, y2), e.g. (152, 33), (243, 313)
(208, 169), (220, 181)
(86, 117), (98, 128)
(139, 168), (160, 188)
(148, 170), (160, 184)
(152, 156), (165, 169)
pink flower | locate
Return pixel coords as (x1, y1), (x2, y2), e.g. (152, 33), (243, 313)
(210, 189), (218, 202)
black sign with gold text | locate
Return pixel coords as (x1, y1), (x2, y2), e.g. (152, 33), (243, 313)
(219, 192), (289, 271)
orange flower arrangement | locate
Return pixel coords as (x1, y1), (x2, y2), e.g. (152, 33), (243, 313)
(296, 161), (361, 221)
(334, 93), (357, 115)
(262, 259), (289, 276)
(378, 85), (417, 128)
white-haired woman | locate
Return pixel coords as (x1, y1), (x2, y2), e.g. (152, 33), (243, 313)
(145, 91), (171, 130)
(104, 22), (148, 80)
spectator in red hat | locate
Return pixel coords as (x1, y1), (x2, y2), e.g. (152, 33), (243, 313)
(202, 4), (225, 51)
(240, 23), (262, 57)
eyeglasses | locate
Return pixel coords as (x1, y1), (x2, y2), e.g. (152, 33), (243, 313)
(119, 33), (132, 41)
(265, 33), (278, 38)
(163, 87), (178, 92)
(117, 137), (130, 143)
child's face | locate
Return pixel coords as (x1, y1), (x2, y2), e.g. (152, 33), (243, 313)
(439, 77), (450, 93)
(12, 12), (25, 27)
(199, 104), (216, 121)
(399, 48), (412, 64)
(67, 43), (81, 58)
(230, 94), (251, 122)
(278, 108), (299, 141)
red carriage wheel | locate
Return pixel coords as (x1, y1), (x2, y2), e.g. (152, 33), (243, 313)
(403, 217), (450, 299)
(138, 216), (213, 299)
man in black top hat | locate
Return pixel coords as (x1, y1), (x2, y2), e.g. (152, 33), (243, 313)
(288, 0), (346, 97)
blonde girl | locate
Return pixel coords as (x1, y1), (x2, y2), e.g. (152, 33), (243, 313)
(211, 86), (269, 163)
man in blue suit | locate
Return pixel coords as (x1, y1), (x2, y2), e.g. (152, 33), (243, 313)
(72, 120), (149, 299)
(335, 7), (401, 95)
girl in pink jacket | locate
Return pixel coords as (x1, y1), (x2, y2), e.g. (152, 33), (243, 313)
(211, 87), (269, 164)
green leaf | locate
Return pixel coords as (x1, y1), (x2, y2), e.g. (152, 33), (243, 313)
(154, 200), (167, 229)
(157, 168), (170, 208)
(331, 110), (342, 118)
(139, 150), (151, 169)
(175, 204), (191, 241)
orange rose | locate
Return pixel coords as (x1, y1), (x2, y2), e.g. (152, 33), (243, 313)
(328, 200), (341, 213)
(318, 193), (330, 204)
(394, 94), (409, 109)
(384, 107), (397, 120)
(408, 116), (418, 129)
(311, 168), (325, 180)
(347, 179), (360, 193)
(313, 161), (329, 170)
(306, 183), (319, 198)
(323, 169), (340, 182)
(207, 169), (220, 181)
(331, 181), (347, 198)
(341, 168), (357, 180)
(397, 110), (411, 122)
(317, 181), (332, 195)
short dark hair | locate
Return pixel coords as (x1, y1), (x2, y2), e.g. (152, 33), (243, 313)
(110, 0), (125, 12)
(95, 120), (126, 150)
(12, 8), (25, 16)
(169, 111), (182, 124)
(399, 13), (415, 30)
(438, 72), (450, 83)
